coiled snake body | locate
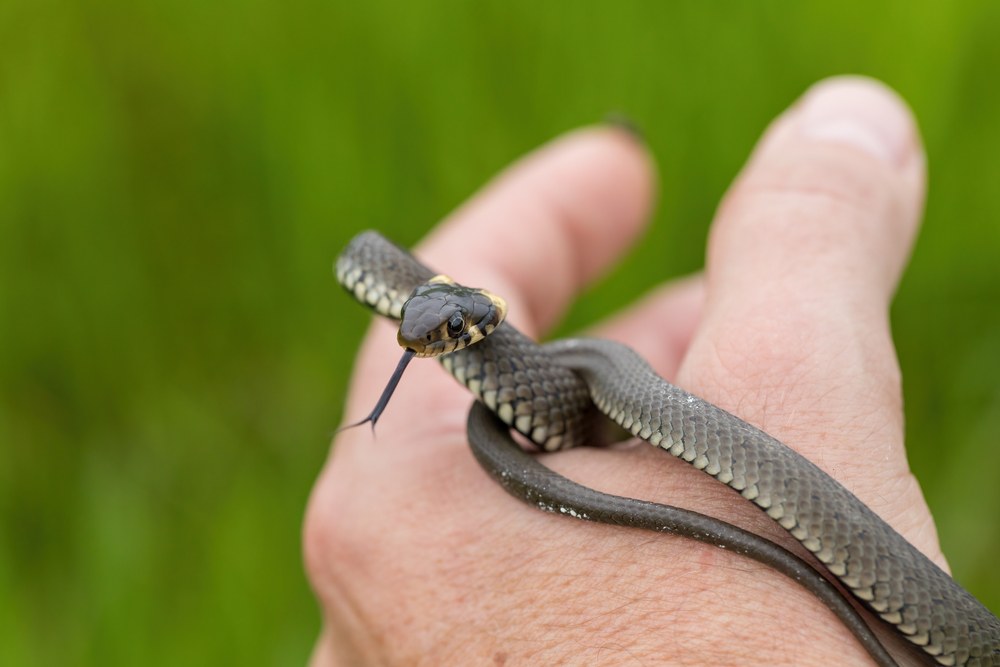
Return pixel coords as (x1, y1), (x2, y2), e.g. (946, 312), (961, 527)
(337, 230), (1000, 667)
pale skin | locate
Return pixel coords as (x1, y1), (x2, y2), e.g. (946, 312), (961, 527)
(305, 77), (938, 666)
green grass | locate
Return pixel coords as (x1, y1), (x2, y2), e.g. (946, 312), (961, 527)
(2, 1), (1000, 664)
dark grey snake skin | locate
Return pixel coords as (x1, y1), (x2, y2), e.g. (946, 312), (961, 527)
(337, 231), (593, 451)
(337, 230), (1000, 667)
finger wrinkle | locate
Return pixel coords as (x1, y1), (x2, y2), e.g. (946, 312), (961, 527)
(685, 314), (911, 515)
(684, 317), (894, 444)
(738, 149), (895, 217)
(711, 195), (904, 302)
(720, 181), (902, 263)
(727, 182), (895, 237)
(730, 138), (920, 255)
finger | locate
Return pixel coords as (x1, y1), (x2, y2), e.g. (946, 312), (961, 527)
(679, 77), (938, 560)
(421, 125), (657, 336)
(342, 127), (657, 432)
(592, 273), (706, 383)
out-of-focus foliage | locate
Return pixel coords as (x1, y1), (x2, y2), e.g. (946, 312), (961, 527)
(2, 1), (999, 664)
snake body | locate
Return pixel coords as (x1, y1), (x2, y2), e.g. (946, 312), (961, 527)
(337, 230), (1000, 667)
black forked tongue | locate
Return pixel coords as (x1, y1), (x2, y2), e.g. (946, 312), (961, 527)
(339, 348), (417, 434)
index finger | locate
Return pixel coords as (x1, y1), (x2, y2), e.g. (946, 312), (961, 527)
(422, 125), (656, 336)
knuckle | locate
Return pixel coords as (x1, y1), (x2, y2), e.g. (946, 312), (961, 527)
(302, 495), (333, 590)
(302, 467), (366, 597)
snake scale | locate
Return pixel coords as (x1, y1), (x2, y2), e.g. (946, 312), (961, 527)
(336, 230), (1000, 667)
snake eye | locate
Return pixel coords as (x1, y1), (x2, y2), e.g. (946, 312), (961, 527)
(446, 312), (465, 338)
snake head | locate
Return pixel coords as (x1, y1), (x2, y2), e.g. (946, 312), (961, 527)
(341, 274), (507, 434)
(397, 275), (507, 357)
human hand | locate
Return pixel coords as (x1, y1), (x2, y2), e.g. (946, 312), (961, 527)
(305, 76), (931, 666)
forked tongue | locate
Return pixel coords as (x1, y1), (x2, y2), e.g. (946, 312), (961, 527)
(338, 348), (417, 434)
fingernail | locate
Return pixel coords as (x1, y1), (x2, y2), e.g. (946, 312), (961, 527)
(604, 111), (646, 145)
(798, 78), (914, 167)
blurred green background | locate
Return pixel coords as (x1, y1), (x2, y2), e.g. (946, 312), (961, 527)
(3, 1), (1000, 664)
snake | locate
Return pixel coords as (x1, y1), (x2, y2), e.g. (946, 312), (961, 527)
(336, 229), (1000, 667)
